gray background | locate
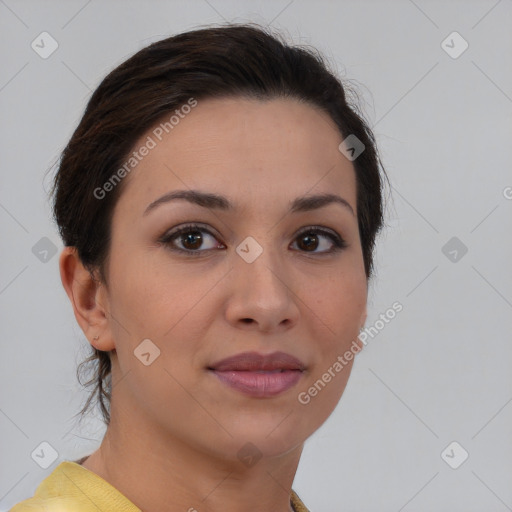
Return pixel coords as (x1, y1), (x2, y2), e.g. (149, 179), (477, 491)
(1, 1), (511, 511)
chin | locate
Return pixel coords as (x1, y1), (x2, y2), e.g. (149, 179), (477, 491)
(220, 414), (306, 457)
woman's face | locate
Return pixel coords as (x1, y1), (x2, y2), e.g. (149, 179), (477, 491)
(96, 97), (367, 461)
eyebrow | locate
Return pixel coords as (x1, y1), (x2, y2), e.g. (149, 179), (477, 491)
(143, 189), (355, 216)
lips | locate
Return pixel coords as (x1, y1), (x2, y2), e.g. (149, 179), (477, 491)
(208, 351), (306, 372)
(208, 351), (306, 398)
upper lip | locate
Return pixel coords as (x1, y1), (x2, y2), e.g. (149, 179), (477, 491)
(208, 351), (306, 372)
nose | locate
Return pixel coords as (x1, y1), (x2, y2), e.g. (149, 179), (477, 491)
(224, 245), (300, 334)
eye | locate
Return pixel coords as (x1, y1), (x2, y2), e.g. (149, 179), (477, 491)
(158, 223), (347, 256)
(291, 226), (347, 254)
(159, 223), (224, 256)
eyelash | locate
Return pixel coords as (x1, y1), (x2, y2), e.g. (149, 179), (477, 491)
(158, 222), (347, 257)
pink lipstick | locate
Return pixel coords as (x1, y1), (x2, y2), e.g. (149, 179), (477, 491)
(208, 351), (305, 398)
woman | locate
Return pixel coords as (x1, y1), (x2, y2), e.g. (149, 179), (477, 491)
(11, 22), (386, 512)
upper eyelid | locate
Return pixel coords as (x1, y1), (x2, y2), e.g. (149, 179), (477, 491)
(161, 223), (221, 241)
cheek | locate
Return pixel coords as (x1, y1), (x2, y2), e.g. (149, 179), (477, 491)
(296, 277), (365, 424)
(314, 271), (366, 328)
(107, 246), (196, 335)
(307, 271), (366, 381)
(106, 257), (213, 381)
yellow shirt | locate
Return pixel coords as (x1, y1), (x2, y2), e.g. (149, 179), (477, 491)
(9, 460), (310, 512)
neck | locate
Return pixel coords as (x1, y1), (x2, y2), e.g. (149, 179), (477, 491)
(81, 397), (302, 512)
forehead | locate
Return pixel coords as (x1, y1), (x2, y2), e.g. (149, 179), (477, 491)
(115, 97), (357, 217)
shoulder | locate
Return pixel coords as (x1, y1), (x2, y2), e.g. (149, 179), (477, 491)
(9, 461), (140, 512)
(10, 495), (93, 512)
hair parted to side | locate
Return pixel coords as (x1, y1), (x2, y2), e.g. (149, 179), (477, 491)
(50, 22), (388, 426)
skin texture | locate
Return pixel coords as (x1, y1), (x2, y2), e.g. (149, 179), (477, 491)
(59, 97), (368, 512)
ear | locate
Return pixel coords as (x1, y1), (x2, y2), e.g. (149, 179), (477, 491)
(59, 247), (115, 352)
(354, 308), (368, 353)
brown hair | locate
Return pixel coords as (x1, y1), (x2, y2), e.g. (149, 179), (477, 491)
(50, 22), (387, 426)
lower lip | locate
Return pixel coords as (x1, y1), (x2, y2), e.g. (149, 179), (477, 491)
(209, 369), (303, 398)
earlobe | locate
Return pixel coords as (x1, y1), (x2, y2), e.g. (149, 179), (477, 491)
(59, 247), (115, 351)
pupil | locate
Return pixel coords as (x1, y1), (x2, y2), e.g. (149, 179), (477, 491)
(183, 231), (202, 249)
(301, 234), (317, 251)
